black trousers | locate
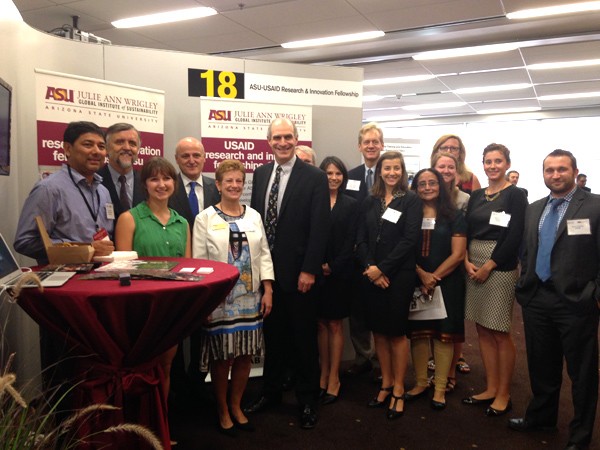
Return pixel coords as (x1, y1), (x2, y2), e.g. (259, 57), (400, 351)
(262, 283), (319, 407)
(522, 284), (599, 446)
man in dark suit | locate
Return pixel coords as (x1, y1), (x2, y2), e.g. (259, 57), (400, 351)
(577, 173), (591, 192)
(245, 117), (330, 429)
(168, 136), (220, 407)
(343, 122), (383, 376)
(506, 169), (528, 197)
(169, 137), (220, 230)
(510, 149), (600, 450)
(98, 123), (145, 224)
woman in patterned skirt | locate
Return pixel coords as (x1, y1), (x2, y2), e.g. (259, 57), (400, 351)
(461, 144), (527, 417)
(193, 160), (274, 435)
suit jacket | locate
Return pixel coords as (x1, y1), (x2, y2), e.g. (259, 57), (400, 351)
(192, 205), (274, 292)
(346, 164), (371, 203)
(356, 192), (423, 277)
(516, 188), (600, 313)
(169, 174), (220, 233)
(98, 165), (145, 219)
(250, 159), (330, 292)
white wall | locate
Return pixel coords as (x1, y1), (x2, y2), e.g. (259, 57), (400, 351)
(384, 114), (600, 201)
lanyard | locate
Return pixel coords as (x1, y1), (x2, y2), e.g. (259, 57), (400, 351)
(67, 165), (100, 230)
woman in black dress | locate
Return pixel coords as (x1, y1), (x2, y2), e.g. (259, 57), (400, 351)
(317, 156), (357, 405)
(405, 168), (467, 410)
(356, 151), (422, 420)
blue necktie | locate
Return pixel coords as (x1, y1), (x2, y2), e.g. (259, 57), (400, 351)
(265, 166), (282, 251)
(536, 198), (565, 282)
(188, 181), (199, 218)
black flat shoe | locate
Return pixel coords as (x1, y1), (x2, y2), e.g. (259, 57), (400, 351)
(404, 387), (429, 402)
(368, 386), (392, 408)
(321, 393), (338, 405)
(462, 395), (495, 405)
(485, 399), (512, 417)
(243, 396), (279, 414)
(387, 393), (404, 420)
(430, 399), (446, 411)
(217, 423), (238, 437)
(318, 388), (327, 399)
(232, 417), (255, 432)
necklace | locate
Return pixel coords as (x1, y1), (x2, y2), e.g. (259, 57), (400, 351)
(485, 190), (501, 202)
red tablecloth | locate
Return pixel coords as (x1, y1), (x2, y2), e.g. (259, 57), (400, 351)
(17, 257), (238, 450)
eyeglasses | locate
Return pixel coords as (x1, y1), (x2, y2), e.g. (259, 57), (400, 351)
(417, 180), (439, 188)
(439, 145), (460, 152)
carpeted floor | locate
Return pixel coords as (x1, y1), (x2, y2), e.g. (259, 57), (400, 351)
(169, 306), (600, 450)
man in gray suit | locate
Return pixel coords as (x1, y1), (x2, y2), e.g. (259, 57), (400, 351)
(510, 149), (600, 450)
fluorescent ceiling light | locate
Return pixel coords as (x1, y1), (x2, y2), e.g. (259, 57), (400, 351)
(366, 114), (420, 122)
(112, 7), (217, 28)
(413, 43), (519, 60)
(477, 107), (542, 115)
(538, 91), (600, 101)
(281, 31), (384, 49)
(453, 83), (532, 94)
(507, 1), (600, 19)
(363, 74), (435, 86)
(402, 102), (466, 111)
(528, 58), (600, 70)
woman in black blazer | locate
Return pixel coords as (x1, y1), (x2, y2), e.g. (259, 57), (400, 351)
(317, 156), (358, 405)
(356, 151), (423, 420)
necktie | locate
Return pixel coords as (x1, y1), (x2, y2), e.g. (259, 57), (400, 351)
(118, 175), (130, 211)
(188, 181), (199, 218)
(366, 168), (374, 191)
(265, 166), (282, 251)
(536, 198), (565, 282)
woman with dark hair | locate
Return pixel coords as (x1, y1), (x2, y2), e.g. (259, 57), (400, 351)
(404, 169), (467, 410)
(193, 160), (274, 435)
(431, 135), (481, 194)
(115, 156), (191, 403)
(316, 156), (357, 405)
(461, 144), (527, 417)
(356, 151), (422, 420)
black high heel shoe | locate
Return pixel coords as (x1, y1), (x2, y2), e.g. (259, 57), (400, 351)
(368, 386), (392, 408)
(485, 399), (512, 417)
(387, 393), (404, 420)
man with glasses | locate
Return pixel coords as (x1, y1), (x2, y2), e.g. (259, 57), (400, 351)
(343, 122), (383, 378)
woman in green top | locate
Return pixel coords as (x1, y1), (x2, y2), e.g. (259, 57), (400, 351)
(116, 156), (191, 402)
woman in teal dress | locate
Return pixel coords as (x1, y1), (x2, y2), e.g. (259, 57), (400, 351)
(193, 160), (274, 435)
(405, 168), (467, 410)
(115, 156), (191, 402)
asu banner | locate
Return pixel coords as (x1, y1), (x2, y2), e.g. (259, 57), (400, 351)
(35, 69), (165, 170)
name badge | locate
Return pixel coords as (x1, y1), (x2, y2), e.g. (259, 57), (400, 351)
(383, 208), (402, 223)
(489, 211), (511, 227)
(105, 203), (115, 220)
(346, 179), (361, 191)
(421, 218), (436, 230)
(567, 219), (591, 235)
(235, 218), (255, 232)
(211, 222), (228, 231)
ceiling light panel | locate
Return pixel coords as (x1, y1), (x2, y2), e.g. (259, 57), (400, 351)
(112, 7), (217, 28)
(507, 1), (600, 19)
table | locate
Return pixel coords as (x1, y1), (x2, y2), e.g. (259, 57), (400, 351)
(17, 257), (239, 450)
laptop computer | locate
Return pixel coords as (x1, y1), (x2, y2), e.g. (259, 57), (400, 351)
(0, 233), (76, 288)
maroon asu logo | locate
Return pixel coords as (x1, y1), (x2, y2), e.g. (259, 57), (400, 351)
(45, 86), (74, 102)
(208, 109), (231, 121)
